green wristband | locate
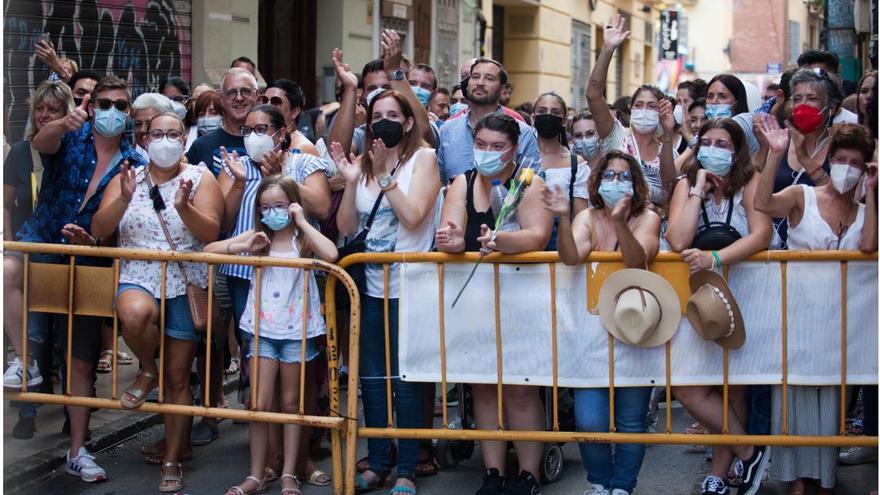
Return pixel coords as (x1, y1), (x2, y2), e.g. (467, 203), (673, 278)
(711, 250), (722, 268)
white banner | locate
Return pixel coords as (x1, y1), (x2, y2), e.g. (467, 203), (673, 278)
(398, 260), (877, 387)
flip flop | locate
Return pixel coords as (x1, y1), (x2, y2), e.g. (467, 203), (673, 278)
(302, 469), (331, 487)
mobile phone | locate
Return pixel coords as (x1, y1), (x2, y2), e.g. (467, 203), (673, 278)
(38, 32), (50, 44)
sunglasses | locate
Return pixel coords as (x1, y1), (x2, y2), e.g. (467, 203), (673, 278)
(257, 95), (286, 106)
(168, 95), (190, 103)
(95, 98), (131, 112)
(149, 185), (166, 211)
(600, 169), (633, 183)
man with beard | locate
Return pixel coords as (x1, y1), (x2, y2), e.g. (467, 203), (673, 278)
(437, 58), (539, 184)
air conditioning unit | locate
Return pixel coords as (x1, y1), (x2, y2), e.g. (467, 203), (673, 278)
(854, 0), (872, 34)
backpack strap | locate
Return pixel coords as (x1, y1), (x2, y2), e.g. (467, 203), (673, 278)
(568, 153), (577, 220)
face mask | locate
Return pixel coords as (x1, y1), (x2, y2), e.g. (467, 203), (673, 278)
(673, 104), (684, 125)
(533, 114), (564, 139)
(697, 146), (734, 177)
(244, 132), (278, 162)
(197, 115), (222, 135)
(705, 103), (733, 119)
(93, 107), (127, 137)
(630, 109), (659, 134)
(148, 137), (184, 169)
(412, 86), (431, 107)
(371, 119), (406, 148)
(830, 163), (862, 194)
(261, 207), (291, 231)
(171, 101), (188, 121)
(365, 88), (384, 106)
(449, 102), (468, 116)
(598, 179), (632, 207)
(572, 137), (599, 159)
(792, 104), (826, 134)
(473, 148), (509, 177)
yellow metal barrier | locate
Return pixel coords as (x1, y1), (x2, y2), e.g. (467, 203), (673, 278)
(328, 250), (878, 495)
(3, 241), (360, 495)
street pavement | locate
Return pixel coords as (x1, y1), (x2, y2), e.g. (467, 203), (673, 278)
(7, 393), (878, 495)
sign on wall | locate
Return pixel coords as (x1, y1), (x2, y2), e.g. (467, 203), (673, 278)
(660, 10), (679, 61)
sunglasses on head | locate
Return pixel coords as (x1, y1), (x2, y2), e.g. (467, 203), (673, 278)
(95, 98), (130, 112)
(149, 185), (166, 211)
(257, 95), (286, 107)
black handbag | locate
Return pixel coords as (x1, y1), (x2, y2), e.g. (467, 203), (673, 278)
(692, 198), (742, 251)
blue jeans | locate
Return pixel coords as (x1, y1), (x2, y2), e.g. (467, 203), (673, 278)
(574, 387), (651, 493)
(360, 295), (423, 477)
(747, 385), (771, 435)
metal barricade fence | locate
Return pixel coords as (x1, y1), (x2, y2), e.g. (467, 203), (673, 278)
(328, 250), (878, 495)
(3, 241), (360, 495)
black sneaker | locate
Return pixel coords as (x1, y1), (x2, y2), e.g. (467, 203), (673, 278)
(476, 468), (506, 495)
(502, 471), (540, 495)
(13, 416), (35, 439)
(738, 445), (771, 495)
(701, 475), (730, 495)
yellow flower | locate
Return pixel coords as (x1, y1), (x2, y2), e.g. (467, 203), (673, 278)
(518, 167), (536, 186)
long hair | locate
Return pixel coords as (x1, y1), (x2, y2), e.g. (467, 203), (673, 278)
(251, 175), (310, 258)
(361, 90), (423, 182)
(532, 92), (569, 147)
(856, 70), (877, 127)
(587, 150), (649, 217)
(683, 118), (753, 199)
(707, 74), (749, 116)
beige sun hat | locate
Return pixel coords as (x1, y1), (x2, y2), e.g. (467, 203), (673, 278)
(686, 270), (745, 350)
(598, 269), (682, 348)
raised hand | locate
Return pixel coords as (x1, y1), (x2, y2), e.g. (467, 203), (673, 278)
(368, 138), (388, 168)
(174, 178), (194, 211)
(694, 168), (709, 193)
(220, 146), (246, 182)
(435, 220), (465, 251)
(541, 183), (569, 217)
(756, 114), (789, 154)
(34, 39), (60, 69)
(704, 171), (724, 194)
(288, 202), (307, 225)
(61, 223), (97, 246)
(477, 224), (496, 254)
(329, 141), (362, 185)
(381, 29), (403, 72)
(118, 160), (137, 202)
(63, 94), (89, 131)
(259, 149), (285, 177)
(610, 194), (633, 223)
(603, 14), (630, 49)
(241, 231), (271, 254)
(659, 98), (676, 136)
(332, 48), (358, 91)
(866, 162), (878, 192)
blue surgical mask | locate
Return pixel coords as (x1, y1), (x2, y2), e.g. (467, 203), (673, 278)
(697, 146), (734, 177)
(705, 103), (733, 119)
(598, 179), (632, 207)
(412, 86), (431, 107)
(473, 148), (509, 177)
(449, 102), (468, 117)
(572, 137), (599, 159)
(93, 107), (127, 137)
(260, 207), (291, 231)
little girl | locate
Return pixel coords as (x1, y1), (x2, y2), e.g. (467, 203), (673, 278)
(206, 175), (338, 495)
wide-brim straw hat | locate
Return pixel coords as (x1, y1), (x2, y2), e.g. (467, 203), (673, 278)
(687, 269), (745, 350)
(598, 269), (682, 348)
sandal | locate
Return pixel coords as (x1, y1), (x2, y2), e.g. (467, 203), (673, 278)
(225, 356), (240, 375)
(264, 452), (283, 483)
(280, 474), (303, 495)
(354, 469), (389, 492)
(116, 350), (133, 365)
(159, 462), (183, 493)
(121, 370), (157, 409)
(96, 349), (113, 374)
(302, 469), (332, 487)
(356, 446), (397, 473)
(390, 475), (417, 494)
(225, 475), (266, 495)
(415, 447), (439, 477)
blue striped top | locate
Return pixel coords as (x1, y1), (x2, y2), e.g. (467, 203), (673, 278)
(220, 150), (329, 280)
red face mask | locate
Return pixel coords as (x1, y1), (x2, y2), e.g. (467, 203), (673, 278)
(791, 104), (825, 134)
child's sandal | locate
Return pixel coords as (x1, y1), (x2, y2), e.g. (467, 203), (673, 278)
(280, 474), (303, 495)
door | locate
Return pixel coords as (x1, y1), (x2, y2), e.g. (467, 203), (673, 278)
(258, 0), (317, 108)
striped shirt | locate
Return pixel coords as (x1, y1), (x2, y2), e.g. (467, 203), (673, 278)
(220, 150), (329, 280)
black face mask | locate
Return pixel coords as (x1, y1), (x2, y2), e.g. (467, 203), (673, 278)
(534, 114), (564, 139)
(371, 119), (405, 148)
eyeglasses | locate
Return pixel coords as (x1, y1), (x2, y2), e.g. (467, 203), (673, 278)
(257, 95), (285, 106)
(240, 125), (278, 137)
(95, 98), (130, 112)
(149, 185), (166, 211)
(223, 87), (255, 100)
(600, 169), (633, 182)
(168, 95), (190, 103)
(258, 202), (289, 214)
(699, 137), (733, 150)
(147, 129), (184, 142)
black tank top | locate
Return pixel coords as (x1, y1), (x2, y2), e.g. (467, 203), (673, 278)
(463, 168), (517, 252)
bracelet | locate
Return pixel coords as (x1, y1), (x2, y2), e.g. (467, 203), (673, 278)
(711, 250), (722, 269)
(810, 170), (828, 182)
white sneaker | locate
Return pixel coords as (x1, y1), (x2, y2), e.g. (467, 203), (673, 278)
(611, 490), (630, 495)
(3, 356), (42, 388)
(66, 447), (107, 482)
(839, 446), (878, 465)
(583, 484), (610, 495)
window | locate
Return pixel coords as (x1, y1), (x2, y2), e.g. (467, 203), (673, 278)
(571, 21), (592, 111)
(789, 21), (800, 65)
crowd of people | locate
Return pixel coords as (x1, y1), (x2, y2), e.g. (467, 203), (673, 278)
(3, 15), (878, 495)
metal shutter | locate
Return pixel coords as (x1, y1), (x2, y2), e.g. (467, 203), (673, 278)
(3, 0), (192, 141)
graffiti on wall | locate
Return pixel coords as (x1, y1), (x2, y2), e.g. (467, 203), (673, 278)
(4, 0), (191, 140)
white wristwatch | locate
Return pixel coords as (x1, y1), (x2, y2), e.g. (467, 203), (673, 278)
(689, 186), (705, 199)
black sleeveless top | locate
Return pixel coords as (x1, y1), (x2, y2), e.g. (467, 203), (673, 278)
(463, 168), (518, 252)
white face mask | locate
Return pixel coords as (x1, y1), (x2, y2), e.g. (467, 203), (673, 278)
(630, 108), (659, 134)
(148, 137), (183, 169)
(244, 132), (278, 162)
(171, 101), (188, 121)
(672, 104), (684, 125)
(830, 163), (863, 194)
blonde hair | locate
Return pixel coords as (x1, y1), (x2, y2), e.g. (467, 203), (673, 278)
(26, 80), (74, 140)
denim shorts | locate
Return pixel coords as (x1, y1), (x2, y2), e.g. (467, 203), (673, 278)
(116, 283), (200, 342)
(245, 335), (321, 364)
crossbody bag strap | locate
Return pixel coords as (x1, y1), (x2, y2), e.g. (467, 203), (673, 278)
(363, 160), (401, 232)
(699, 201), (711, 227)
(724, 195), (735, 226)
(568, 153), (577, 221)
(145, 174), (192, 286)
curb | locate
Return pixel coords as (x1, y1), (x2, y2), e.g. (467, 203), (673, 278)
(4, 376), (240, 493)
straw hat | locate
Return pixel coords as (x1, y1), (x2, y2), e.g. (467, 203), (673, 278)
(687, 270), (745, 349)
(598, 269), (682, 348)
